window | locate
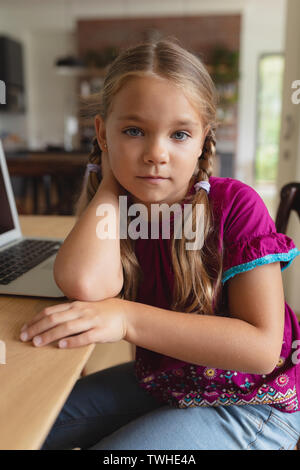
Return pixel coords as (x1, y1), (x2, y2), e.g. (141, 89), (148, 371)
(255, 54), (284, 183)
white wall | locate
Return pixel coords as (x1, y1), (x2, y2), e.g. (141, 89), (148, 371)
(0, 24), (30, 147)
(26, 31), (77, 149)
(0, 23), (77, 149)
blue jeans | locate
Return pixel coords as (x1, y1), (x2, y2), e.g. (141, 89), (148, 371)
(41, 361), (300, 450)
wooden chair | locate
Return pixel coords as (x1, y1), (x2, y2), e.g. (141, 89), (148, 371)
(275, 182), (300, 234)
(7, 153), (87, 215)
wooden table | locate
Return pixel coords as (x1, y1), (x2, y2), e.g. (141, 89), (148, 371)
(0, 216), (95, 450)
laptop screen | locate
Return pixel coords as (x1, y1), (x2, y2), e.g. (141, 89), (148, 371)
(0, 163), (15, 235)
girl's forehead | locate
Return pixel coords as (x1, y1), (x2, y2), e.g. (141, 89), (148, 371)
(109, 75), (203, 122)
(116, 74), (183, 96)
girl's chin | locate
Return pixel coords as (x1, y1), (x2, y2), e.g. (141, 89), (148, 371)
(129, 195), (181, 210)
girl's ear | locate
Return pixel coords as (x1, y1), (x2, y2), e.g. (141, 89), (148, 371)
(94, 115), (107, 151)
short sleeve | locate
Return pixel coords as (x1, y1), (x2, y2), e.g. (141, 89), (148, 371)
(221, 183), (300, 284)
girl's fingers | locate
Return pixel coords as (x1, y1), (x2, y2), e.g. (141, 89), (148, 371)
(28, 318), (93, 348)
(20, 308), (82, 343)
(20, 302), (78, 331)
(59, 329), (97, 349)
(44, 302), (75, 314)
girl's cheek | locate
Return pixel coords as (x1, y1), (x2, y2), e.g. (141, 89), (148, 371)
(112, 140), (136, 157)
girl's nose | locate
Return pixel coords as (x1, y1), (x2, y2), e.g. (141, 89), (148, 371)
(143, 139), (169, 164)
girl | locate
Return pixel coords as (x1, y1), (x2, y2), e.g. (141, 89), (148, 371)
(20, 37), (300, 450)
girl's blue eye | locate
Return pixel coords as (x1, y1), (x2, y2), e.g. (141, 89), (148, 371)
(173, 131), (189, 141)
(123, 127), (143, 137)
(123, 127), (190, 141)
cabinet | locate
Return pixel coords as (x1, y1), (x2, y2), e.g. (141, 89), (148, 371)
(77, 67), (109, 151)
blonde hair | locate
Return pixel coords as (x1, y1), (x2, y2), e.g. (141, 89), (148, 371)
(75, 36), (223, 315)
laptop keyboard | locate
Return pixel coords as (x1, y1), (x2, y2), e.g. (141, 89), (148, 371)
(0, 239), (62, 285)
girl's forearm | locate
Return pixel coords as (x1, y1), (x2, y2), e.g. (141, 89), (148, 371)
(54, 182), (123, 301)
(123, 300), (278, 375)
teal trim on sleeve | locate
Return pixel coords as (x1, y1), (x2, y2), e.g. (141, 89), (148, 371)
(222, 247), (300, 284)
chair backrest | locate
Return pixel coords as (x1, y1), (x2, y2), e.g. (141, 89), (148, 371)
(275, 182), (300, 234)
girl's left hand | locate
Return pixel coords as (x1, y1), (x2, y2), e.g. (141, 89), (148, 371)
(19, 298), (127, 349)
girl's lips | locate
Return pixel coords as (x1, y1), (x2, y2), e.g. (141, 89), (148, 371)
(137, 177), (169, 184)
(138, 176), (168, 178)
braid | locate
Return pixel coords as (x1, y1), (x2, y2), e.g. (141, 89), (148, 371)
(170, 128), (222, 315)
(74, 136), (102, 217)
(86, 137), (103, 201)
(197, 130), (216, 182)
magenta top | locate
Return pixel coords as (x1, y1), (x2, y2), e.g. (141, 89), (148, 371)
(133, 176), (300, 413)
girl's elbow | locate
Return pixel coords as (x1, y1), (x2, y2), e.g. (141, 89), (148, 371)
(244, 359), (276, 376)
(249, 327), (283, 375)
(70, 274), (124, 302)
(261, 334), (283, 375)
(54, 272), (86, 301)
(258, 358), (278, 376)
(53, 258), (92, 300)
(245, 343), (280, 375)
(54, 273), (122, 302)
(54, 255), (124, 301)
(256, 347), (281, 375)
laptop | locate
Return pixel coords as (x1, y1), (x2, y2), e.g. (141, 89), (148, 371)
(0, 140), (66, 297)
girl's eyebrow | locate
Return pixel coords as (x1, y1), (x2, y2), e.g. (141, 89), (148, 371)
(117, 114), (199, 127)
